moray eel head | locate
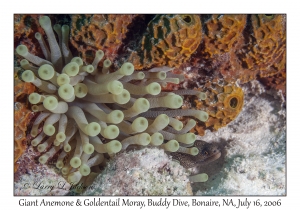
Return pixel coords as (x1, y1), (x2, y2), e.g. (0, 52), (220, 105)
(171, 140), (221, 168)
(195, 141), (221, 165)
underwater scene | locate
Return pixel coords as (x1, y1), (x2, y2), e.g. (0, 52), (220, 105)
(14, 14), (286, 196)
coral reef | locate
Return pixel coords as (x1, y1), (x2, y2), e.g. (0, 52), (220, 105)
(129, 15), (202, 70)
(193, 80), (286, 195)
(227, 14), (286, 82)
(13, 14), (286, 196)
(15, 15), (211, 189)
(83, 147), (192, 195)
(70, 14), (138, 63)
(191, 14), (286, 84)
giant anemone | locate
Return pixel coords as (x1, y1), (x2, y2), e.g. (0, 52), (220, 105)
(15, 16), (209, 185)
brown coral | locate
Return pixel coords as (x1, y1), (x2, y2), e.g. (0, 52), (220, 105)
(14, 69), (36, 172)
(70, 14), (138, 64)
(129, 15), (202, 70)
(83, 148), (192, 195)
(190, 14), (286, 84)
(188, 80), (244, 136)
(202, 15), (247, 57)
(225, 14), (286, 82)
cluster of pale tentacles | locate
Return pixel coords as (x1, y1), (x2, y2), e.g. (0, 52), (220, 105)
(15, 16), (209, 185)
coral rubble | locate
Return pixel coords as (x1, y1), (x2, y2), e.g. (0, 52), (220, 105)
(83, 147), (192, 195)
(14, 145), (70, 196)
